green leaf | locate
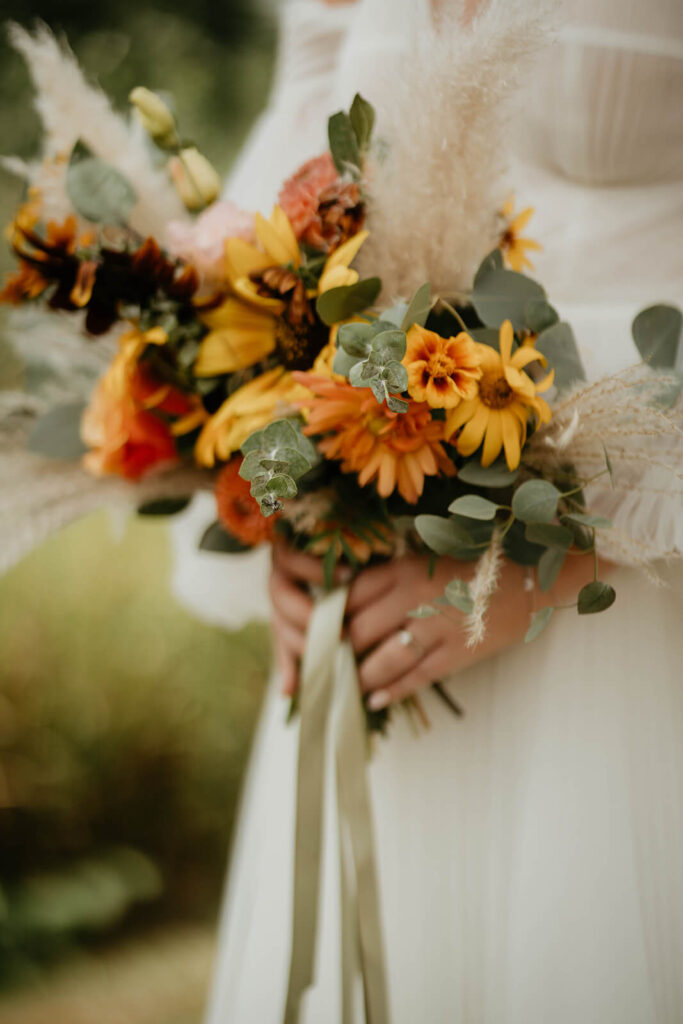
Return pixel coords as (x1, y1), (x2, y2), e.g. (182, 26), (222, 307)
(444, 578), (474, 614)
(328, 111), (361, 175)
(66, 140), (137, 225)
(511, 479), (560, 523)
(524, 298), (559, 334)
(503, 519), (545, 566)
(401, 282), (432, 331)
(332, 348), (360, 378)
(323, 544), (338, 592)
(137, 496), (191, 516)
(199, 521), (250, 553)
(471, 269), (546, 330)
(371, 329), (407, 363)
(563, 512), (613, 529)
(266, 474), (298, 499)
(28, 402), (88, 459)
(337, 321), (374, 357)
(381, 302), (408, 328)
(525, 606), (554, 643)
(632, 304), (682, 369)
(349, 93), (375, 153)
(448, 495), (499, 520)
(537, 545), (567, 591)
(525, 522), (573, 549)
(577, 580), (616, 614)
(316, 277), (382, 326)
(457, 459), (518, 488)
(535, 321), (586, 391)
(386, 394), (410, 413)
(415, 514), (473, 556)
(473, 248), (504, 287)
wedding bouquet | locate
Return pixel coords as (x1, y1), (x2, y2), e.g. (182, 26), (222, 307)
(2, 26), (682, 1021)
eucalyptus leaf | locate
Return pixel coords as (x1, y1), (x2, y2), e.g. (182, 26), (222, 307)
(337, 321), (374, 357)
(372, 329), (407, 362)
(448, 495), (499, 520)
(525, 298), (559, 334)
(266, 474), (298, 499)
(444, 578), (474, 614)
(137, 496), (191, 516)
(535, 321), (586, 391)
(577, 580), (616, 614)
(525, 606), (554, 643)
(328, 111), (361, 175)
(563, 512), (613, 529)
(537, 546), (567, 592)
(469, 327), (500, 348)
(471, 269), (546, 330)
(332, 348), (360, 378)
(28, 402), (88, 459)
(511, 479), (560, 523)
(473, 248), (504, 287)
(401, 282), (432, 331)
(632, 304), (682, 369)
(525, 522), (573, 549)
(407, 604), (440, 619)
(386, 394), (410, 413)
(66, 141), (137, 225)
(415, 514), (473, 556)
(503, 520), (545, 566)
(316, 277), (382, 326)
(381, 302), (408, 328)
(457, 459), (518, 488)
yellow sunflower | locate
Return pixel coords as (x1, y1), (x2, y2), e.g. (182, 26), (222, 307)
(445, 320), (553, 470)
(194, 367), (304, 467)
(499, 196), (542, 273)
(193, 206), (368, 376)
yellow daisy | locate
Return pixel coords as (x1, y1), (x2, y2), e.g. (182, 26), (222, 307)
(445, 320), (553, 470)
(499, 196), (542, 273)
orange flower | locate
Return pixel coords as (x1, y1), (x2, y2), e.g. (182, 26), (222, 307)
(215, 457), (277, 546)
(82, 329), (203, 480)
(278, 153), (339, 241)
(403, 324), (482, 409)
(499, 196), (542, 273)
(293, 373), (455, 504)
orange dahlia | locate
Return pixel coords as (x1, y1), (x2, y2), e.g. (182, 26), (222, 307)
(403, 324), (482, 409)
(293, 373), (456, 504)
(215, 457), (277, 546)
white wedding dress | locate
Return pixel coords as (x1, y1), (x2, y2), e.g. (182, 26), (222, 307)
(178, 2), (683, 1021)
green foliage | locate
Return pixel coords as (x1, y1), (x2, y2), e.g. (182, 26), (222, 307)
(537, 545), (567, 591)
(471, 262), (546, 331)
(578, 580), (616, 614)
(535, 321), (586, 391)
(400, 282), (432, 331)
(240, 418), (319, 515)
(524, 298), (559, 334)
(328, 92), (375, 177)
(443, 578), (474, 614)
(199, 520), (250, 553)
(447, 495), (499, 520)
(66, 141), (137, 225)
(525, 606), (554, 642)
(562, 512), (612, 529)
(27, 402), (88, 459)
(511, 479), (560, 523)
(316, 277), (382, 326)
(456, 459), (518, 488)
(336, 318), (409, 411)
(632, 304), (682, 369)
(137, 496), (191, 516)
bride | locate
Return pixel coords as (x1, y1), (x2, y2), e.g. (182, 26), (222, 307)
(186, 0), (683, 1021)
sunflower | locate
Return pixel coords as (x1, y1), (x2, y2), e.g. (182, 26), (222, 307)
(499, 196), (542, 272)
(194, 206), (368, 376)
(403, 324), (482, 409)
(293, 373), (456, 504)
(194, 367), (303, 467)
(445, 320), (553, 470)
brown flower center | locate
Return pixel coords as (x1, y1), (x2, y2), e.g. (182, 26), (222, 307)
(479, 370), (514, 409)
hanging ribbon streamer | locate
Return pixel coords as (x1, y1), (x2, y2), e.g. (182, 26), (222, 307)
(284, 588), (389, 1024)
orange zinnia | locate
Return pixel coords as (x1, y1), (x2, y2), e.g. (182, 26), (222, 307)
(294, 373), (455, 504)
(403, 324), (482, 409)
(215, 456), (277, 546)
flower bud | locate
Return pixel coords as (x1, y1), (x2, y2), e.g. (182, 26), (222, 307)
(168, 147), (221, 211)
(129, 87), (178, 148)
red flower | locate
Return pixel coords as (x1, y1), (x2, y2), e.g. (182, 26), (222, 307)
(215, 457), (277, 546)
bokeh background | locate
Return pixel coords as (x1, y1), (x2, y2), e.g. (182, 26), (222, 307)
(0, 2), (276, 1020)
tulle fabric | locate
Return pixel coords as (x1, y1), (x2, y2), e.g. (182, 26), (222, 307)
(175, 1), (683, 1020)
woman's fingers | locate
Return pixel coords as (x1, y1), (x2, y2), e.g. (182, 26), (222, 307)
(358, 617), (455, 692)
(274, 633), (299, 697)
(347, 590), (414, 655)
(345, 561), (398, 615)
(365, 643), (452, 711)
(273, 540), (352, 587)
(269, 565), (314, 630)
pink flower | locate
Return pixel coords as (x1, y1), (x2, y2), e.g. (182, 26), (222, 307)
(166, 200), (254, 282)
(278, 152), (340, 245)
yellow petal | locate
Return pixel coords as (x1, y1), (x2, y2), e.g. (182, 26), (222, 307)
(481, 409), (504, 466)
(254, 207), (300, 268)
(225, 236), (271, 282)
(501, 195), (515, 219)
(504, 363), (535, 398)
(232, 275), (285, 313)
(270, 205), (301, 266)
(501, 410), (522, 470)
(143, 326), (168, 345)
(194, 324), (276, 375)
(535, 368), (555, 394)
(319, 264), (358, 294)
(511, 345), (547, 371)
(201, 296), (273, 331)
(445, 397), (479, 438)
(509, 206), (534, 233)
(519, 237), (542, 252)
(499, 320), (514, 364)
(456, 403), (489, 456)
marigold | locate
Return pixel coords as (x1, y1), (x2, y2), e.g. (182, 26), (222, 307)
(403, 324), (482, 409)
(294, 373), (456, 504)
(445, 320), (553, 470)
(215, 457), (277, 546)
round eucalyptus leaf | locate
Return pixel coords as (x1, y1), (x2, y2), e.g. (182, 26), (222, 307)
(525, 522), (573, 549)
(632, 304), (682, 369)
(415, 514), (472, 556)
(457, 459), (518, 488)
(511, 479), (560, 523)
(535, 322), (586, 391)
(471, 269), (546, 330)
(316, 277), (382, 326)
(444, 578), (474, 614)
(66, 141), (137, 225)
(524, 298), (559, 334)
(563, 512), (613, 530)
(577, 581), (616, 615)
(401, 282), (432, 331)
(473, 248), (504, 287)
(537, 546), (567, 592)
(447, 495), (499, 520)
(525, 606), (554, 643)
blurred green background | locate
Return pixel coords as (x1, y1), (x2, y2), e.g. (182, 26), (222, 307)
(0, 2), (276, 1019)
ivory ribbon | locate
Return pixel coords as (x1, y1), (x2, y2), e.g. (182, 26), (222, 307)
(283, 588), (389, 1024)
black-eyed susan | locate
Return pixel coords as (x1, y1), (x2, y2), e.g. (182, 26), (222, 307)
(499, 196), (542, 273)
(445, 320), (553, 470)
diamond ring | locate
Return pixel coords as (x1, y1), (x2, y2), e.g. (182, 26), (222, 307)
(398, 628), (425, 658)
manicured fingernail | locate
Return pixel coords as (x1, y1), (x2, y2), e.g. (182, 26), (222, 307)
(367, 689), (391, 711)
